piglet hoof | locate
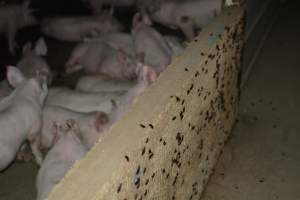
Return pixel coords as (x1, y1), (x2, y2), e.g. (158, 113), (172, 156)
(61, 119), (80, 134)
(35, 156), (43, 166)
(15, 151), (34, 163)
(65, 119), (77, 129)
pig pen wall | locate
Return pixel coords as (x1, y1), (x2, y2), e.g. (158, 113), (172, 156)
(242, 0), (286, 86)
(45, 7), (245, 200)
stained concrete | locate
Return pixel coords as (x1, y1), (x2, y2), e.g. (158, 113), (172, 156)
(202, 0), (300, 199)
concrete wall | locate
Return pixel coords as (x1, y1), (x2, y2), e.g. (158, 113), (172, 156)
(242, 0), (286, 86)
(45, 7), (244, 200)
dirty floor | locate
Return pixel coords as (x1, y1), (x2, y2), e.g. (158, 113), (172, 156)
(201, 1), (300, 200)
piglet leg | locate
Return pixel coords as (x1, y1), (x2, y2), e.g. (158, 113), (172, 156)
(178, 16), (195, 41)
(28, 134), (43, 165)
(51, 122), (61, 146)
(28, 121), (44, 165)
(16, 143), (34, 162)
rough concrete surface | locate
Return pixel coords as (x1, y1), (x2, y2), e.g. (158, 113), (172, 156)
(202, 1), (300, 199)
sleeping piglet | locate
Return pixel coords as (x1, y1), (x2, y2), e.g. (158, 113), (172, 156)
(41, 10), (123, 42)
(41, 105), (112, 150)
(36, 119), (88, 200)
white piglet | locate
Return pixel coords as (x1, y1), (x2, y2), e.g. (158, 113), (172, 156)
(47, 65), (156, 120)
(144, 0), (224, 41)
(0, 66), (48, 170)
(110, 65), (157, 122)
(132, 13), (172, 75)
(41, 105), (112, 150)
(0, 38), (51, 101)
(65, 41), (139, 80)
(84, 32), (135, 57)
(0, 0), (37, 54)
(41, 11), (123, 42)
(75, 74), (135, 93)
(36, 119), (88, 200)
(46, 86), (123, 113)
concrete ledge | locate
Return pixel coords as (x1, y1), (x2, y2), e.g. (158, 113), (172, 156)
(46, 7), (244, 200)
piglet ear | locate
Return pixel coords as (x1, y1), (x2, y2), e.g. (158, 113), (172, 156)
(6, 66), (26, 88)
(22, 42), (32, 55)
(94, 112), (109, 132)
(145, 66), (157, 83)
(138, 65), (157, 83)
(60, 119), (80, 138)
(142, 14), (152, 26)
(132, 12), (141, 28)
(65, 119), (77, 131)
(34, 37), (47, 56)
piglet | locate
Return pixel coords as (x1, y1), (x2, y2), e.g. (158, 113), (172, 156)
(41, 11), (123, 42)
(46, 86), (124, 114)
(64, 41), (91, 73)
(0, 38), (51, 101)
(144, 0), (224, 41)
(65, 41), (139, 80)
(75, 74), (135, 93)
(47, 64), (156, 117)
(84, 32), (135, 57)
(0, 0), (37, 54)
(131, 13), (172, 74)
(0, 66), (48, 171)
(36, 119), (88, 200)
(41, 105), (112, 150)
(110, 64), (157, 122)
(17, 37), (52, 85)
(0, 37), (51, 100)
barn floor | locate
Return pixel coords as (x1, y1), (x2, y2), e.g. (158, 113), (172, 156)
(202, 1), (300, 200)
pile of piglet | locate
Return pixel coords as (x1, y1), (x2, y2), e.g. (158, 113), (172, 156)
(0, 0), (233, 199)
